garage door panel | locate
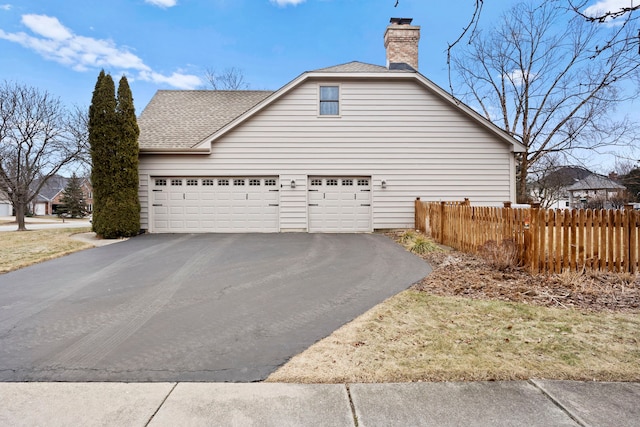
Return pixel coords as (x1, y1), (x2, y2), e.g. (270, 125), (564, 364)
(152, 177), (279, 233)
(308, 177), (372, 233)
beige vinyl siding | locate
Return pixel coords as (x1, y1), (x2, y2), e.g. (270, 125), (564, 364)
(139, 173), (149, 230)
(139, 78), (514, 230)
(279, 174), (307, 231)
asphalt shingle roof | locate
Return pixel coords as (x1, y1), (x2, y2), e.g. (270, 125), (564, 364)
(313, 61), (393, 73)
(138, 90), (273, 149)
(35, 175), (68, 201)
(536, 166), (592, 188)
(565, 174), (625, 191)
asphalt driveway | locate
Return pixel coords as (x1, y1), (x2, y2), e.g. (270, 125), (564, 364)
(0, 233), (431, 382)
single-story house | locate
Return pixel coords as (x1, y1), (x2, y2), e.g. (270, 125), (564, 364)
(137, 18), (526, 233)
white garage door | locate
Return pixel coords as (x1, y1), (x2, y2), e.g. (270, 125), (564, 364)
(308, 177), (371, 232)
(152, 177), (279, 232)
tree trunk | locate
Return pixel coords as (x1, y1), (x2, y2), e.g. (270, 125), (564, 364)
(517, 155), (529, 204)
(15, 202), (27, 231)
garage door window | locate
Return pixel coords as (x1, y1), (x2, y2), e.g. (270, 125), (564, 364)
(311, 179), (322, 186)
(234, 179), (245, 186)
(171, 179), (183, 186)
(265, 179), (277, 186)
(326, 179), (338, 186)
(342, 179), (353, 186)
(187, 179), (198, 186)
(203, 179), (214, 186)
(249, 179), (261, 186)
(358, 179), (369, 186)
(155, 179), (167, 186)
(218, 179), (229, 186)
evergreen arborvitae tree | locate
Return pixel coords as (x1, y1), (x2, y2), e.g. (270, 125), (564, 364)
(114, 75), (140, 236)
(89, 70), (116, 237)
(59, 174), (88, 218)
(88, 71), (140, 238)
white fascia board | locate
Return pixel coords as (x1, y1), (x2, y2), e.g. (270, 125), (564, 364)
(139, 146), (211, 154)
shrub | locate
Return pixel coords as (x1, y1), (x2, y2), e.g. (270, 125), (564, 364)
(399, 230), (417, 244)
(408, 235), (442, 255)
(479, 239), (519, 271)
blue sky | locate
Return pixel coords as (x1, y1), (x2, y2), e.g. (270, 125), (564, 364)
(0, 0), (516, 111)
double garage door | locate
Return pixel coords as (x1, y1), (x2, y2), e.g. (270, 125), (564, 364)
(151, 176), (371, 233)
(152, 177), (279, 232)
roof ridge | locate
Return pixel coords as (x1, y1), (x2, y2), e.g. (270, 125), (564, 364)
(312, 61), (390, 73)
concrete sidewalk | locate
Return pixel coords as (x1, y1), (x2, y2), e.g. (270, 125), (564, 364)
(1, 381), (638, 426)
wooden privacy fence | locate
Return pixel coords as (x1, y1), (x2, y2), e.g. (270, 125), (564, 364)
(415, 198), (640, 274)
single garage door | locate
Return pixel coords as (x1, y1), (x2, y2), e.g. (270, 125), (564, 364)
(308, 176), (371, 232)
(152, 177), (279, 232)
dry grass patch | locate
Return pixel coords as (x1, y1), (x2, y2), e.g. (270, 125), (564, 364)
(266, 290), (640, 383)
(0, 228), (92, 274)
(269, 232), (640, 383)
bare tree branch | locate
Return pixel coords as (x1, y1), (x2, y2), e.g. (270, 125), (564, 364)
(447, 0), (484, 94)
(203, 67), (249, 90)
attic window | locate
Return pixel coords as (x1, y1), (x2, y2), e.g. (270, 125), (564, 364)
(319, 85), (339, 116)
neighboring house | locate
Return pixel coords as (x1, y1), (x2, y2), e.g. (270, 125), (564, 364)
(0, 189), (11, 216)
(31, 175), (93, 216)
(566, 174), (626, 209)
(137, 18), (526, 233)
(531, 166), (626, 209)
(531, 166), (592, 209)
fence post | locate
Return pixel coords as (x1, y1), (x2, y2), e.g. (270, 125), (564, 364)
(526, 202), (540, 273)
(624, 204), (634, 273)
(503, 201), (512, 243)
(440, 201), (446, 244)
(415, 198), (420, 232)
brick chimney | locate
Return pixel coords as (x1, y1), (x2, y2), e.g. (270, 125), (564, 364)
(384, 18), (420, 70)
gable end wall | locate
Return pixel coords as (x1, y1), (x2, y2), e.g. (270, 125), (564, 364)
(139, 78), (515, 231)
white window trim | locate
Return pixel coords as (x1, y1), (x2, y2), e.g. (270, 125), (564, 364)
(317, 83), (341, 118)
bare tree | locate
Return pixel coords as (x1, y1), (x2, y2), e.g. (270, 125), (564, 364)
(203, 67), (249, 90)
(569, 1), (639, 58)
(452, 1), (640, 203)
(0, 81), (86, 230)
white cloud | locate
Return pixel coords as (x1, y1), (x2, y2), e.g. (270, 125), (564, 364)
(145, 0), (177, 7)
(0, 14), (201, 89)
(584, 0), (637, 25)
(138, 70), (202, 89)
(269, 0), (306, 6)
(22, 14), (72, 40)
(0, 4), (11, 11)
(506, 69), (536, 86)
